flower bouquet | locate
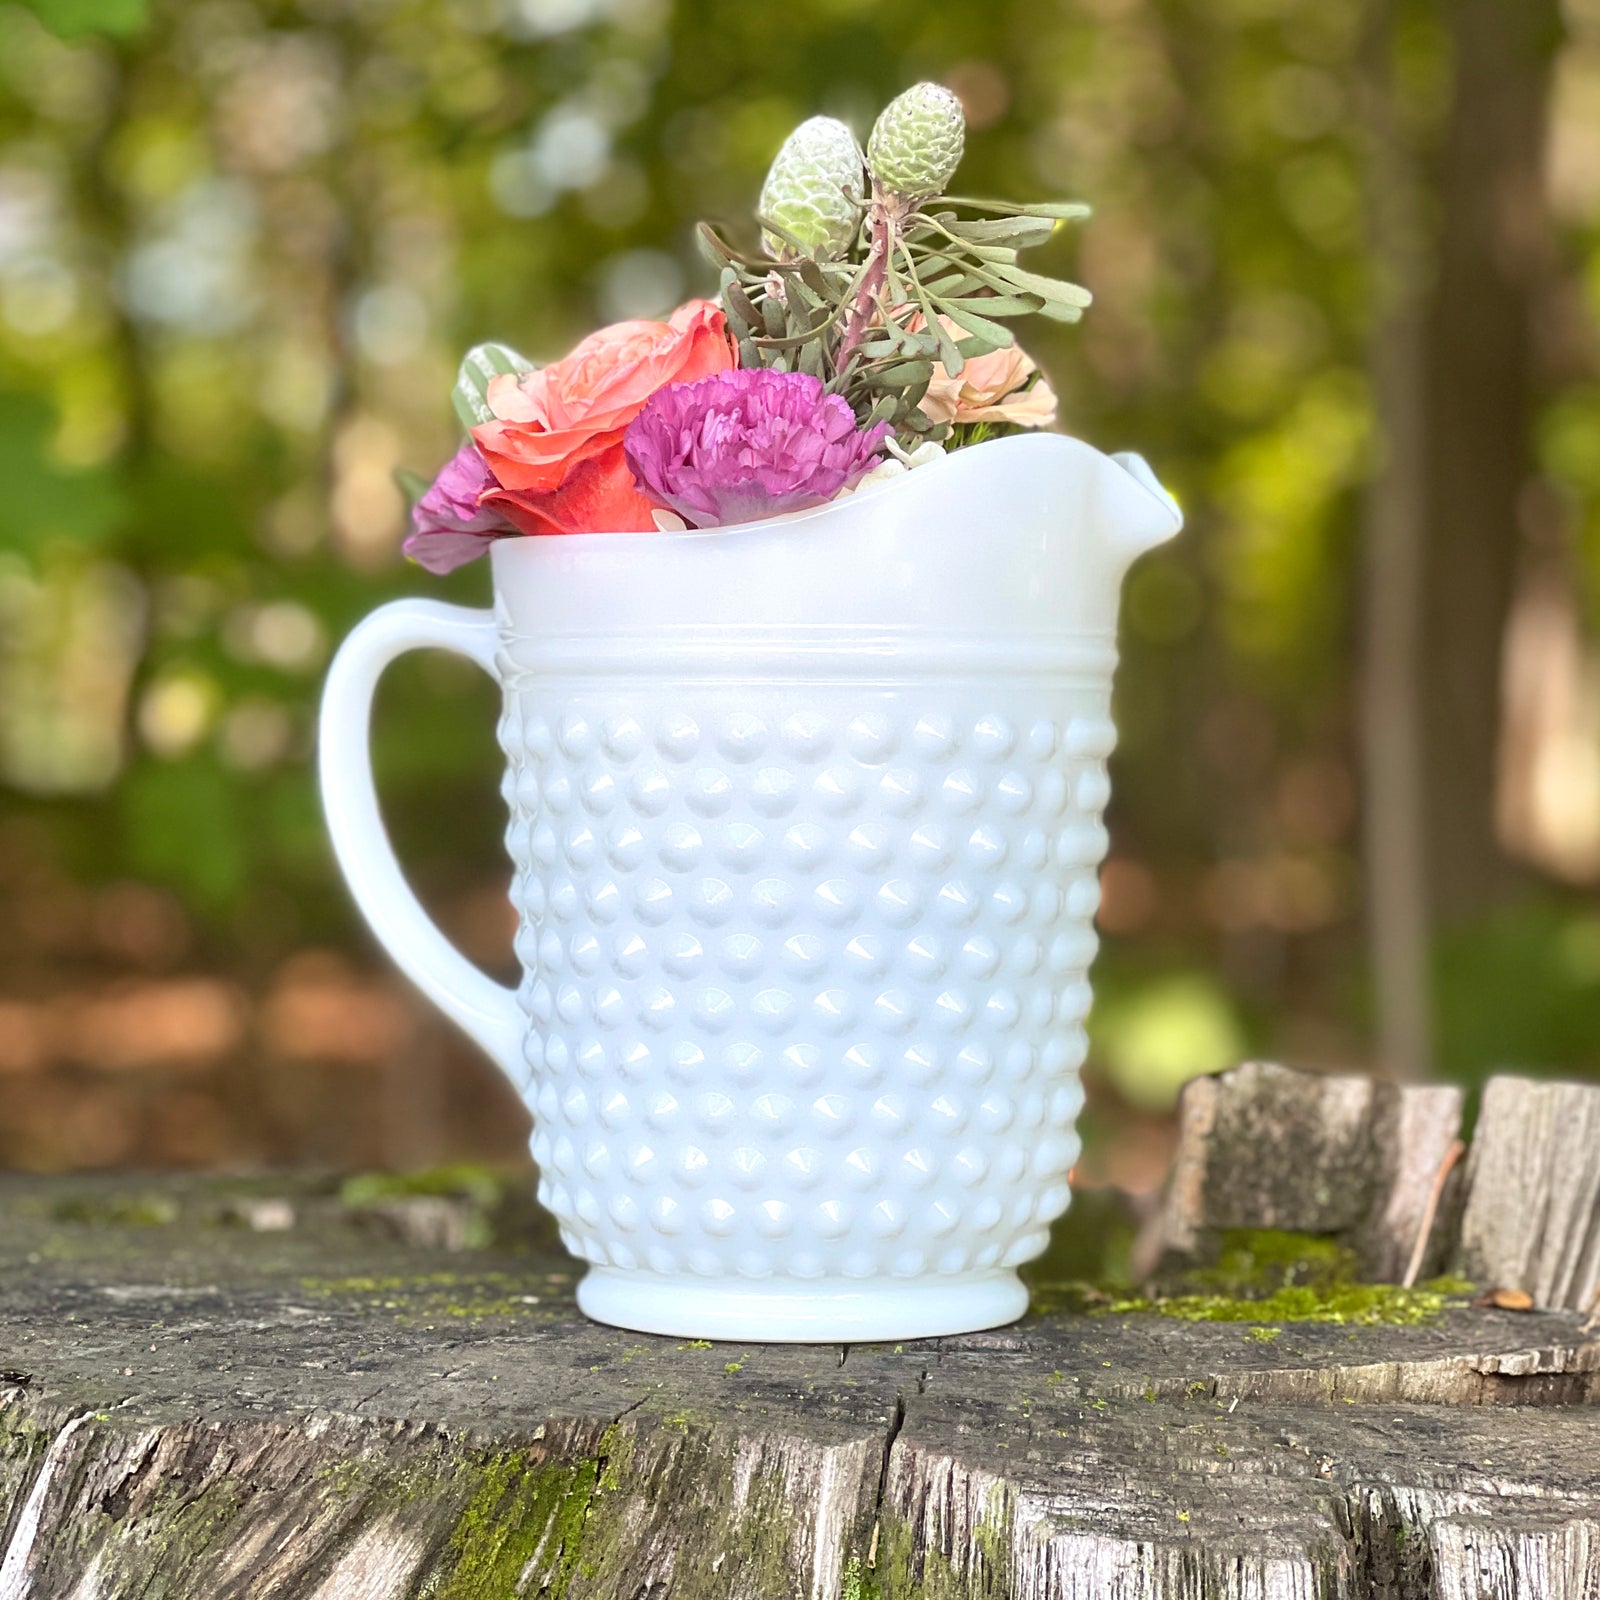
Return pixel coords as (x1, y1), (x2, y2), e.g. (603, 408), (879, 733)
(402, 83), (1087, 570)
(321, 85), (1181, 1342)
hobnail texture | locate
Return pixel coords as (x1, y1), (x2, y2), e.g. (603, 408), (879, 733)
(319, 434), (1182, 1340)
(500, 687), (1112, 1330)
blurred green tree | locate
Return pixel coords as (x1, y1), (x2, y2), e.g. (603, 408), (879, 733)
(0, 0), (1595, 1157)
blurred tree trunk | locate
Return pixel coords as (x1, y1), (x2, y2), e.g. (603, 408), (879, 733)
(1360, 0), (1560, 1077)
(1359, 1), (1433, 1081)
(1417, 0), (1560, 921)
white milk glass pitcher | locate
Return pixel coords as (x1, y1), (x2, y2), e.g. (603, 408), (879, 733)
(319, 432), (1181, 1341)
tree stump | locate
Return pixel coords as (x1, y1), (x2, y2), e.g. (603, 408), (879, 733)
(0, 1065), (1596, 1598)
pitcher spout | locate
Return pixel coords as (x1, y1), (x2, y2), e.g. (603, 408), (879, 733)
(1105, 450), (1184, 570)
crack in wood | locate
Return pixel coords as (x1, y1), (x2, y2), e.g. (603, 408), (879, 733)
(0, 1066), (1596, 1595)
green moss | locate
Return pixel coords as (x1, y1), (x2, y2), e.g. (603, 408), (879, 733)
(50, 1193), (178, 1228)
(1096, 1278), (1469, 1327)
(1246, 1326), (1282, 1343)
(841, 1555), (876, 1600)
(864, 1485), (1011, 1598)
(296, 1270), (546, 1323)
(595, 1428), (632, 1494)
(437, 1447), (600, 1599)
(316, 1458), (368, 1498)
(340, 1164), (505, 1210)
(337, 1165), (510, 1251)
(656, 1407), (718, 1433)
(1036, 1230), (1476, 1327)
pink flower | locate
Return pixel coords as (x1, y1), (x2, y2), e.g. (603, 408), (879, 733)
(401, 445), (518, 574)
(913, 316), (1058, 429)
(622, 369), (890, 529)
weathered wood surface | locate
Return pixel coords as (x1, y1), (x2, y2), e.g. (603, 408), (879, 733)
(0, 1067), (1596, 1599)
(1457, 1076), (1600, 1313)
(1151, 1062), (1467, 1284)
(1152, 1062), (1600, 1312)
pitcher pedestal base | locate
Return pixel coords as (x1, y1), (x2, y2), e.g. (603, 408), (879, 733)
(575, 1267), (1029, 1343)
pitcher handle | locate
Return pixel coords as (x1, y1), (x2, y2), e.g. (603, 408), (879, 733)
(318, 598), (523, 1075)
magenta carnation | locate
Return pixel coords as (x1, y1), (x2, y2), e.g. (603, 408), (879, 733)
(401, 444), (519, 574)
(622, 369), (890, 529)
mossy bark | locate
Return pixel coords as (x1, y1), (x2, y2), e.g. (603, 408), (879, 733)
(0, 1069), (1596, 1598)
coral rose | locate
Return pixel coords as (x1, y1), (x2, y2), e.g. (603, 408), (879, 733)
(472, 299), (737, 536)
(915, 316), (1058, 430)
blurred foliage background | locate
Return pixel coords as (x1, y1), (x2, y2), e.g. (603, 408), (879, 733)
(0, 0), (1596, 1185)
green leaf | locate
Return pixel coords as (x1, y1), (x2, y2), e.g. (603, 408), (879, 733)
(916, 299), (963, 378)
(696, 221), (741, 270)
(785, 294), (819, 342)
(754, 214), (821, 260)
(990, 264), (1094, 307)
(930, 215), (1060, 248)
(943, 197), (1093, 222)
(936, 298), (1016, 350)
(984, 264), (1094, 321)
(798, 259), (833, 304)
(962, 243), (1022, 266)
(940, 290), (1044, 317)
(863, 358), (936, 387)
(17, 0), (147, 38)
(722, 278), (759, 333)
(921, 270), (992, 298)
(860, 320), (921, 358)
(783, 274), (826, 310)
(452, 343), (533, 432)
(955, 261), (1090, 322)
(953, 332), (1005, 359)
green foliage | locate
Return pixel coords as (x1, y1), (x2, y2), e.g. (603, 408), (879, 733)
(1090, 970), (1249, 1111)
(703, 85), (1090, 439)
(1431, 899), (1600, 1087)
(0, 394), (124, 554)
(0, 0), (1594, 1099)
(15, 0), (146, 39)
(119, 759), (249, 912)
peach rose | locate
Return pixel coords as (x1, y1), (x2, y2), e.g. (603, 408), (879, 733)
(916, 317), (1058, 430)
(473, 299), (737, 535)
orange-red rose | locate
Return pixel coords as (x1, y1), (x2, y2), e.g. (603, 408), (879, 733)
(472, 299), (737, 535)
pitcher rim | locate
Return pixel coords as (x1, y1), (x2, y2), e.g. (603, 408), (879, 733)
(487, 430), (1174, 569)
